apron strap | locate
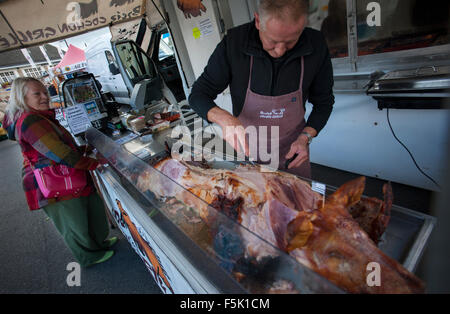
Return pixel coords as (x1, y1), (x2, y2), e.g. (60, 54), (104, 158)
(299, 56), (304, 91)
(247, 55), (254, 90)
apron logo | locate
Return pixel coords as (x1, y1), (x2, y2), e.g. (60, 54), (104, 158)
(260, 108), (286, 119)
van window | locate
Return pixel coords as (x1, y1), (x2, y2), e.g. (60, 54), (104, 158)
(356, 0), (449, 55)
(308, 0), (349, 58)
(105, 50), (116, 66)
(115, 41), (156, 83)
(158, 32), (175, 61)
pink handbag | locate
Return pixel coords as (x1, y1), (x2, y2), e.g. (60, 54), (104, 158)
(16, 111), (88, 198)
(33, 164), (87, 198)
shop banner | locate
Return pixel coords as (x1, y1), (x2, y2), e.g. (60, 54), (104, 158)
(0, 0), (146, 52)
(97, 172), (196, 294)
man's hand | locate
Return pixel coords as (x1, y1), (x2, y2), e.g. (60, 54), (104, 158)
(177, 0), (206, 18)
(285, 127), (317, 169)
(207, 106), (249, 157)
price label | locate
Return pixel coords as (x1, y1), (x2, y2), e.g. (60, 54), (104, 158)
(311, 181), (326, 196)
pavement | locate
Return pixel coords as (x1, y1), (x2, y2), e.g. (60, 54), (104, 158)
(0, 139), (162, 294)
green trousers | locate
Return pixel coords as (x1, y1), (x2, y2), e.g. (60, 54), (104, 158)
(43, 192), (110, 267)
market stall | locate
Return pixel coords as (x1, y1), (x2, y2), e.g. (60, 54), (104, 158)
(1, 0), (446, 294)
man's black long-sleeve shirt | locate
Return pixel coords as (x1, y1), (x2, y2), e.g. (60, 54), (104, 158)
(188, 21), (334, 134)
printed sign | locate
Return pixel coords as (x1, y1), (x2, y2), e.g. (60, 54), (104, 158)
(0, 0), (145, 52)
(64, 104), (92, 135)
(61, 61), (87, 74)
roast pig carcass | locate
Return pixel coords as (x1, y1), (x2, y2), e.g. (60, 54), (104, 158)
(137, 157), (424, 293)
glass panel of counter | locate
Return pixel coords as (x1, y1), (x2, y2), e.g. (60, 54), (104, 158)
(86, 127), (342, 293)
(86, 127), (434, 294)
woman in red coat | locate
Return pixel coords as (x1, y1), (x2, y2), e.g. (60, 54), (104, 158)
(3, 77), (117, 267)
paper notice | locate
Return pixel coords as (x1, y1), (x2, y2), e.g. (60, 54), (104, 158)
(198, 18), (214, 37)
(65, 104), (92, 135)
(192, 18), (214, 39)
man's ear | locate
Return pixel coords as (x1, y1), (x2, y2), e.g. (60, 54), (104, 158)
(254, 12), (261, 30)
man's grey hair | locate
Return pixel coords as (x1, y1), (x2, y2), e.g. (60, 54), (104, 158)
(258, 0), (309, 29)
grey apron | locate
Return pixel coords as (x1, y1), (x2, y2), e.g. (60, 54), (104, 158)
(237, 55), (311, 179)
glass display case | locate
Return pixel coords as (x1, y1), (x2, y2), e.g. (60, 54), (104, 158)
(86, 127), (435, 294)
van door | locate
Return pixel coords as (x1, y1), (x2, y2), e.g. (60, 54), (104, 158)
(150, 26), (186, 102)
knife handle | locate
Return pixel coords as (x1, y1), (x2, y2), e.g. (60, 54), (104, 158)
(285, 153), (298, 169)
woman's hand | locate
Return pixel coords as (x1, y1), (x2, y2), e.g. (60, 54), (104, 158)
(95, 151), (109, 165)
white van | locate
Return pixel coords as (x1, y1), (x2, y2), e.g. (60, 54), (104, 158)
(85, 25), (186, 109)
(85, 40), (130, 105)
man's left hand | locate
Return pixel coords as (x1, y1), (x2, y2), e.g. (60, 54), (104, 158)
(285, 128), (317, 169)
(285, 137), (309, 169)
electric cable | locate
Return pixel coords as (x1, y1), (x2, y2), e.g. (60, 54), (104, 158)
(386, 108), (441, 190)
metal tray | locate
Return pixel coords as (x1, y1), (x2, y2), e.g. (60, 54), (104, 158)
(367, 65), (450, 97)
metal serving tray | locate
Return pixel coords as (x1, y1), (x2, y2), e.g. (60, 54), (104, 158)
(367, 65), (450, 97)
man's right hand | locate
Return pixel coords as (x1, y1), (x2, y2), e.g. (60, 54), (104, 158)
(207, 106), (249, 157)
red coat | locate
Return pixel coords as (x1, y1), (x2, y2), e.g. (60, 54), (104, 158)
(3, 110), (99, 210)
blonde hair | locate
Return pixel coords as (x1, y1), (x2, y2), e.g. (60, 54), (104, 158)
(258, 0), (309, 29)
(5, 77), (43, 121)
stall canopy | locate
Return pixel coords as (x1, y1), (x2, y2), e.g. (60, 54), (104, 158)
(54, 44), (86, 74)
(0, 0), (147, 53)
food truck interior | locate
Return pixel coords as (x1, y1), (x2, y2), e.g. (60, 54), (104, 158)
(0, 0), (449, 294)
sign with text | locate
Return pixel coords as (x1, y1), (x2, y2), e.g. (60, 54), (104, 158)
(0, 0), (145, 52)
(64, 104), (92, 135)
